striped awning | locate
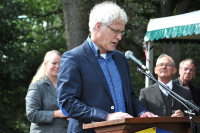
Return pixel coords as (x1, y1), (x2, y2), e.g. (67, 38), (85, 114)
(144, 10), (200, 41)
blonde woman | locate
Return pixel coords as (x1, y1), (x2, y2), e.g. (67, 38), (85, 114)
(26, 50), (68, 133)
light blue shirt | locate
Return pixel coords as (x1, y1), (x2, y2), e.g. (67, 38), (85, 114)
(87, 36), (126, 113)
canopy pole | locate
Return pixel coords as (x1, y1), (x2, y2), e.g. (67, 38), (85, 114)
(145, 41), (154, 87)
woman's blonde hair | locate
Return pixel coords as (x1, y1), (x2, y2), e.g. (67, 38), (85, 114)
(31, 50), (62, 83)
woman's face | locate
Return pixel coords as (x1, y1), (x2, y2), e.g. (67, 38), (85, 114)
(45, 53), (61, 78)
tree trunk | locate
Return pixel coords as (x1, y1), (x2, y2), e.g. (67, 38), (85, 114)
(160, 0), (173, 17)
(176, 0), (195, 14)
(61, 0), (86, 50)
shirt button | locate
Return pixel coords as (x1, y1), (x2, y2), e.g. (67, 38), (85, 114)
(111, 106), (114, 110)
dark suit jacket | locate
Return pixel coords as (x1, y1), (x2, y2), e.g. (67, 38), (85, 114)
(173, 78), (200, 106)
(26, 76), (68, 133)
(57, 40), (147, 133)
(139, 83), (192, 117)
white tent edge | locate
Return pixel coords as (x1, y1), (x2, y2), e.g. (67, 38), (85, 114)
(144, 10), (200, 87)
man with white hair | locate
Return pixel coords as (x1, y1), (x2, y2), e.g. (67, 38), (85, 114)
(173, 58), (200, 107)
(139, 54), (192, 117)
(57, 1), (157, 133)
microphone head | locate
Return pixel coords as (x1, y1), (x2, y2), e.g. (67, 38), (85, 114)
(125, 51), (133, 59)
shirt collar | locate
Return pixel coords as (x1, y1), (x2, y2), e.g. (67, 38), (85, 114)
(159, 80), (173, 95)
(177, 77), (184, 86)
(178, 77), (192, 87)
(86, 35), (115, 59)
(159, 80), (173, 90)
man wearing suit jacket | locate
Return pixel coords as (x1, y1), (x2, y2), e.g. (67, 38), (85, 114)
(139, 54), (192, 117)
(173, 58), (200, 107)
(57, 2), (157, 133)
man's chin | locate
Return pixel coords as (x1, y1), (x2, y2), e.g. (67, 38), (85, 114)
(183, 78), (191, 81)
(160, 73), (168, 76)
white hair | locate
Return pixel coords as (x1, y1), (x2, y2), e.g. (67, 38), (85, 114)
(179, 58), (197, 71)
(156, 54), (175, 67)
(89, 1), (128, 34)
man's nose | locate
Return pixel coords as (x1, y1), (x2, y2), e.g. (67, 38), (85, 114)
(116, 33), (122, 40)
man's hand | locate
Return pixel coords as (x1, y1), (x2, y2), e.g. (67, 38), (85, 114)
(140, 111), (158, 117)
(105, 112), (133, 121)
(171, 110), (184, 117)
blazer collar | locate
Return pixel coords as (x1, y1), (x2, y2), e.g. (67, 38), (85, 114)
(153, 83), (181, 107)
(83, 41), (113, 100)
(112, 53), (130, 106)
(172, 83), (181, 107)
(42, 75), (57, 98)
(153, 83), (165, 104)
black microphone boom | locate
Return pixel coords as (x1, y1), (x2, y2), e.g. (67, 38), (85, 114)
(125, 51), (148, 71)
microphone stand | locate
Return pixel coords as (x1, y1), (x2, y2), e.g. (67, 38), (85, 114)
(137, 67), (200, 133)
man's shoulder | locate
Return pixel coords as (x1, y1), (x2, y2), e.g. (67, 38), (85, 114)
(173, 78), (180, 85)
(141, 83), (158, 92)
(63, 40), (89, 56)
(112, 50), (127, 63)
(114, 50), (125, 58)
(190, 82), (200, 90)
(173, 83), (189, 91)
(114, 50), (124, 55)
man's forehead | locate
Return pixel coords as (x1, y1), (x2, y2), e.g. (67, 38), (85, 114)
(158, 57), (172, 63)
(182, 63), (195, 68)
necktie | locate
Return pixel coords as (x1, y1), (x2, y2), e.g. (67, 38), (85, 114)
(163, 85), (169, 96)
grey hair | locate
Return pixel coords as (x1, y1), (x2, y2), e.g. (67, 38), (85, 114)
(156, 54), (175, 67)
(179, 58), (197, 71)
(89, 1), (128, 34)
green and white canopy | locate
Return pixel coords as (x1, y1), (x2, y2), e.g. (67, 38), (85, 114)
(143, 10), (200, 87)
(144, 10), (200, 41)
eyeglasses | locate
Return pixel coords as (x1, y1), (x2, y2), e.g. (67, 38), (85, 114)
(106, 25), (125, 35)
(157, 63), (174, 67)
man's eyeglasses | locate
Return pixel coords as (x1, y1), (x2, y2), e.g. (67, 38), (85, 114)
(106, 25), (125, 35)
(157, 63), (174, 67)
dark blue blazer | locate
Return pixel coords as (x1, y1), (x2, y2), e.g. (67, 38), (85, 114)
(57, 40), (147, 133)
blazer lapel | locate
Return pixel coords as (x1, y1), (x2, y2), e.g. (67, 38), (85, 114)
(112, 53), (129, 105)
(83, 42), (112, 100)
(153, 84), (165, 104)
(172, 83), (181, 107)
(43, 76), (57, 99)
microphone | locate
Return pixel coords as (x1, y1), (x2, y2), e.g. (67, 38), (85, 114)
(125, 51), (148, 71)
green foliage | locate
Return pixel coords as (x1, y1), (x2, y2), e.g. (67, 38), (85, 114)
(0, 0), (33, 132)
(0, 0), (66, 132)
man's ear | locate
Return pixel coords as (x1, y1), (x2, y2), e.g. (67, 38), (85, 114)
(173, 67), (177, 75)
(95, 22), (102, 31)
(154, 67), (157, 75)
(179, 68), (181, 75)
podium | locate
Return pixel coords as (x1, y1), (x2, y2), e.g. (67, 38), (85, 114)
(83, 117), (200, 133)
